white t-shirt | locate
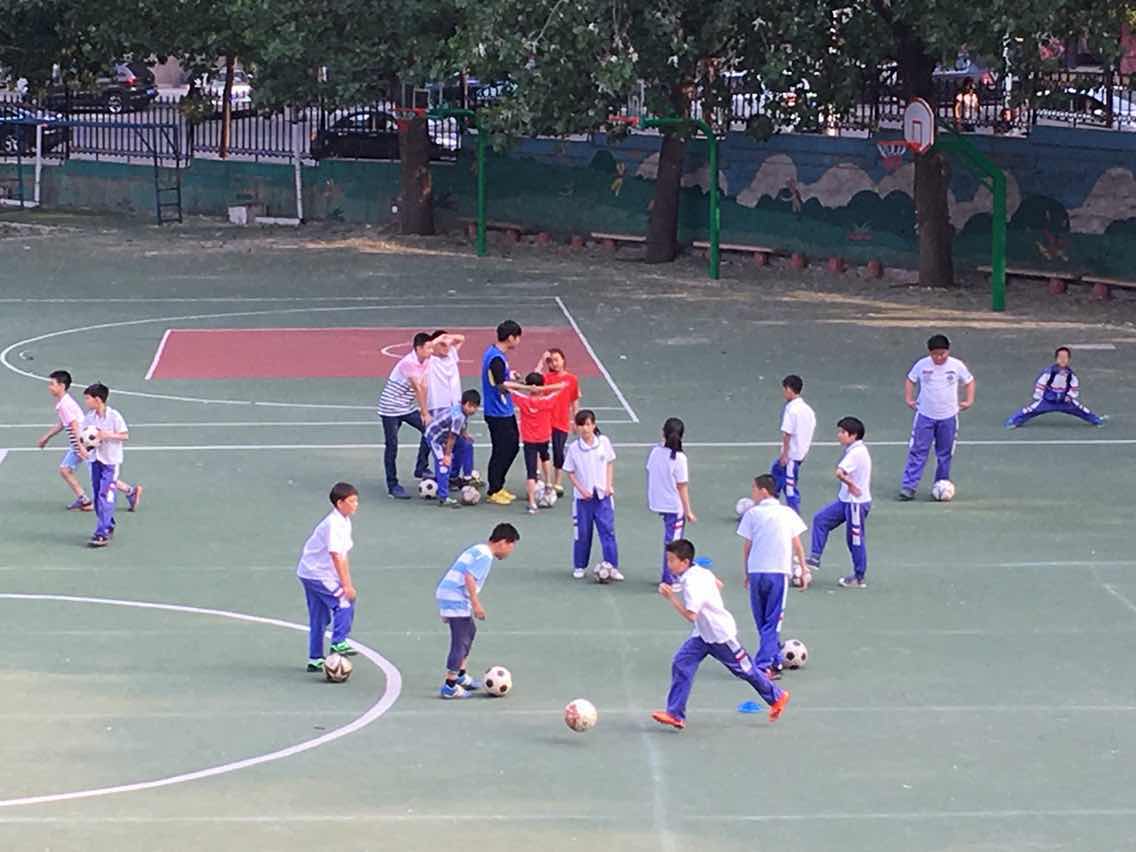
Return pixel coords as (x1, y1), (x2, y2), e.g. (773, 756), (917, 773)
(563, 434), (616, 499)
(645, 445), (688, 514)
(907, 356), (974, 420)
(427, 349), (462, 411)
(737, 497), (808, 575)
(680, 564), (737, 644)
(83, 406), (128, 466)
(296, 509), (354, 590)
(837, 440), (872, 503)
(780, 397), (816, 461)
(55, 394), (83, 449)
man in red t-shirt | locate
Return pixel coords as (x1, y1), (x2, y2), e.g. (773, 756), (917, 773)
(513, 372), (567, 514)
(538, 348), (580, 497)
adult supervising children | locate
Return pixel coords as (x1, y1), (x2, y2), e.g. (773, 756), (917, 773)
(899, 334), (975, 501)
(379, 332), (433, 499)
(482, 320), (524, 504)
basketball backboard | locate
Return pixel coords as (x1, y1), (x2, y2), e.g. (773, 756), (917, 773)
(903, 98), (935, 154)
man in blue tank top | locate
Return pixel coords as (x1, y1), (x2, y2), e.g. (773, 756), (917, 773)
(482, 320), (524, 503)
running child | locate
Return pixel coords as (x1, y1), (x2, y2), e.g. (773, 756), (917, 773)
(296, 482), (359, 673)
(738, 474), (807, 679)
(1004, 346), (1105, 428)
(512, 372), (566, 514)
(899, 334), (975, 500)
(37, 369), (91, 511)
(563, 409), (621, 581)
(806, 417), (872, 589)
(423, 389), (481, 507)
(81, 383), (137, 547)
(651, 539), (789, 730)
(538, 348), (580, 496)
(436, 523), (521, 699)
(771, 374), (816, 515)
(645, 417), (697, 585)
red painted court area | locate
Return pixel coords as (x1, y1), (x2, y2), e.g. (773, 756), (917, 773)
(146, 326), (602, 380)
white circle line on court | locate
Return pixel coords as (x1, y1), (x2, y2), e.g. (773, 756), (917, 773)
(0, 593), (402, 809)
(0, 304), (518, 410)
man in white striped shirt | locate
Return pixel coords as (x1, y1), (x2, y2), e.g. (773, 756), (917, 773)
(379, 332), (433, 499)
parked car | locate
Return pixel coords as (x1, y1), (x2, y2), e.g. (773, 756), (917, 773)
(310, 109), (449, 160)
(0, 103), (70, 155)
(41, 62), (157, 114)
(1034, 86), (1136, 131)
(199, 67), (254, 116)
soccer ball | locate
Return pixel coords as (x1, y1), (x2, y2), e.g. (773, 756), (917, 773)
(79, 425), (100, 450)
(483, 665), (512, 697)
(564, 698), (598, 733)
(324, 652), (353, 683)
(790, 559), (811, 590)
(592, 561), (614, 584)
(931, 480), (956, 502)
(735, 497), (755, 518)
(418, 478), (438, 499)
(459, 485), (481, 505)
(781, 639), (808, 669)
(468, 470), (482, 485)
(537, 486), (558, 509)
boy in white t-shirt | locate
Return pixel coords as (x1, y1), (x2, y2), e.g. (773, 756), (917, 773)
(81, 383), (138, 547)
(807, 417), (873, 589)
(37, 369), (91, 511)
(770, 374), (816, 515)
(645, 417), (697, 585)
(651, 539), (789, 730)
(899, 334), (975, 500)
(563, 409), (620, 581)
(296, 482), (359, 672)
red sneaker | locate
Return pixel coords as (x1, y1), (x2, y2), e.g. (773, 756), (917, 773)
(768, 690), (790, 722)
(651, 710), (685, 730)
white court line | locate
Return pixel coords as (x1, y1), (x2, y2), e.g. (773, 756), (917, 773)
(0, 296), (562, 304)
(0, 448), (6, 466)
(142, 328), (172, 381)
(1101, 584), (1136, 615)
(0, 594), (401, 809)
(554, 296), (639, 423)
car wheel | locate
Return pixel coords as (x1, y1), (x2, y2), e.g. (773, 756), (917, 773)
(106, 94), (124, 114)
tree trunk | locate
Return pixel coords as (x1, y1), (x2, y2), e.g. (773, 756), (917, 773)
(896, 31), (955, 286)
(646, 131), (686, 263)
(219, 54), (235, 160)
(398, 114), (434, 235)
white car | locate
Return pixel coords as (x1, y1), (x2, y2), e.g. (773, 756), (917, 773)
(200, 68), (253, 114)
(1034, 86), (1136, 132)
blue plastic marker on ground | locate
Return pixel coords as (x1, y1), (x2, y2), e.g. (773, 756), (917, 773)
(737, 700), (762, 714)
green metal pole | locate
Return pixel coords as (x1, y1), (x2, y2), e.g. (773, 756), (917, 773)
(429, 107), (486, 257)
(991, 170), (1007, 312)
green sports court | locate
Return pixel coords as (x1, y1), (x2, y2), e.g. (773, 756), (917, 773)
(1, 213), (1135, 852)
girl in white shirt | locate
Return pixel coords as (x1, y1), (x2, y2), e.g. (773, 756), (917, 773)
(562, 410), (621, 581)
(645, 417), (697, 585)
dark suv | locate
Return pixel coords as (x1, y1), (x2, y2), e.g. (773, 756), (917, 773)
(42, 63), (158, 114)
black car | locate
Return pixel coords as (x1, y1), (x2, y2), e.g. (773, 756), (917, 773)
(310, 109), (446, 160)
(0, 104), (70, 156)
(41, 63), (158, 114)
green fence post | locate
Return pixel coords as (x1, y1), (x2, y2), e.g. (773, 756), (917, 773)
(991, 170), (1007, 312)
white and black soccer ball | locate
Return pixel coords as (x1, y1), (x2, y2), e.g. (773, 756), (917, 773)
(418, 478), (438, 499)
(79, 425), (100, 451)
(931, 480), (956, 502)
(789, 558), (811, 590)
(781, 638), (808, 669)
(324, 652), (353, 683)
(735, 497), (755, 518)
(459, 485), (481, 505)
(564, 698), (598, 733)
(537, 486), (558, 509)
(592, 561), (614, 584)
(484, 665), (512, 697)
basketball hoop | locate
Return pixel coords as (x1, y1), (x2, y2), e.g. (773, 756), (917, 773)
(902, 98), (935, 155)
(876, 140), (915, 172)
(392, 106), (427, 133)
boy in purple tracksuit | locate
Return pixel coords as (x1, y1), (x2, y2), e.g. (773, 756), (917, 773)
(1004, 346), (1104, 428)
(807, 417), (873, 589)
(651, 539), (789, 730)
(563, 409), (621, 581)
(898, 334), (975, 501)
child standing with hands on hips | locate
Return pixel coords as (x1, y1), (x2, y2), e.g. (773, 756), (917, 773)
(563, 409), (621, 581)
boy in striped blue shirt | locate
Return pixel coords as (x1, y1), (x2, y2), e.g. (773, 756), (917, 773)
(436, 523), (521, 699)
(423, 389), (481, 507)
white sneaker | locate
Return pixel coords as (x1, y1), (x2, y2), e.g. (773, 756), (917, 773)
(609, 567), (625, 582)
(572, 568), (586, 579)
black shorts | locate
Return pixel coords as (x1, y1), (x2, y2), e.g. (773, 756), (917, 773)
(446, 616), (477, 671)
(523, 441), (550, 480)
(551, 428), (569, 469)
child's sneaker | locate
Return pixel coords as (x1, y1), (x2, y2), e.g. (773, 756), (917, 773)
(1003, 417), (1019, 430)
(440, 682), (473, 699)
(765, 667), (782, 681)
(306, 658), (325, 673)
(438, 497), (461, 508)
(651, 710), (685, 730)
(609, 567), (625, 582)
(67, 496), (92, 511)
(88, 535), (110, 548)
(388, 484), (412, 500)
(486, 491), (512, 505)
(127, 484), (143, 511)
(572, 567), (587, 579)
(838, 575), (867, 589)
(457, 673), (482, 690)
(768, 689), (790, 721)
(501, 489), (518, 500)
(526, 504), (538, 515)
(553, 484), (565, 497)
(897, 488), (915, 501)
(328, 641), (357, 657)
